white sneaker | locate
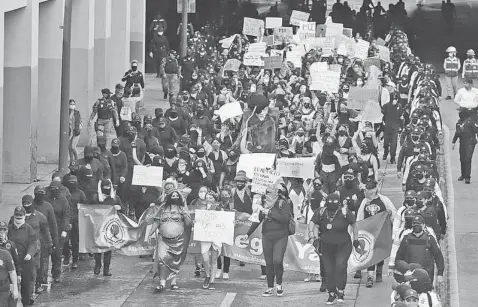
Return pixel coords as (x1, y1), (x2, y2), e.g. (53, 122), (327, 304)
(260, 275), (267, 280)
(215, 270), (222, 279)
(222, 273), (229, 280)
(304, 273), (313, 282)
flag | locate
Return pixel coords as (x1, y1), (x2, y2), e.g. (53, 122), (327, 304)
(78, 204), (142, 253)
(347, 211), (392, 273)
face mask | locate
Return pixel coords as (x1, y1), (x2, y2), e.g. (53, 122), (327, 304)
(196, 109), (204, 117)
(413, 225), (423, 233)
(313, 184), (322, 191)
(197, 151), (205, 158)
(101, 188), (111, 195)
(416, 173), (424, 180)
(23, 204), (34, 214)
(35, 193), (45, 202)
(338, 130), (346, 136)
(221, 196), (231, 204)
(309, 135), (317, 142)
(236, 182), (245, 190)
(158, 32), (164, 36)
(165, 151), (175, 159)
(132, 66), (138, 71)
(198, 191), (207, 200)
(111, 147), (120, 154)
(169, 197), (182, 206)
(67, 181), (78, 191)
(325, 200), (340, 212)
(128, 134), (136, 141)
(14, 217), (25, 226)
(69, 105), (76, 110)
(84, 156), (93, 163)
(297, 132), (304, 137)
(170, 112), (178, 119)
(405, 199), (415, 207)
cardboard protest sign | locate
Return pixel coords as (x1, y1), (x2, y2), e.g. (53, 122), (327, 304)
(219, 34), (237, 49)
(345, 39), (356, 57)
(223, 59), (241, 71)
(217, 101), (244, 122)
(305, 37), (335, 55)
(132, 165), (163, 187)
(248, 42), (267, 54)
(273, 27), (294, 44)
(264, 56), (283, 70)
(289, 43), (307, 56)
(286, 51), (302, 69)
(337, 43), (348, 56)
(193, 210), (235, 245)
(354, 39), (370, 59)
(347, 87), (380, 109)
(243, 53), (265, 66)
(276, 157), (315, 179)
(298, 21), (316, 41)
(378, 45), (390, 62)
(266, 17), (282, 29)
(329, 64), (342, 72)
(363, 58), (381, 71)
(351, 101), (383, 123)
(251, 167), (281, 194)
(376, 37), (386, 46)
(310, 70), (341, 93)
(236, 153), (276, 178)
(290, 10), (310, 26)
(316, 24), (326, 37)
(343, 27), (353, 38)
(243, 17), (264, 37)
(326, 22), (344, 37)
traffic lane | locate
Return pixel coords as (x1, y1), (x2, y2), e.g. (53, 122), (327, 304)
(439, 94), (478, 306)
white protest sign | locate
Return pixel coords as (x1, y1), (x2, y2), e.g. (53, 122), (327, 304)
(354, 39), (370, 59)
(326, 23), (344, 37)
(286, 51), (302, 69)
(223, 59), (242, 71)
(329, 64), (342, 72)
(378, 45), (390, 62)
(376, 37), (386, 46)
(337, 43), (348, 56)
(305, 37), (335, 55)
(236, 153), (276, 178)
(290, 10), (310, 26)
(219, 34), (237, 49)
(270, 49), (284, 57)
(243, 53), (265, 66)
(351, 101), (383, 123)
(276, 157), (315, 179)
(243, 17), (264, 37)
(266, 17), (282, 29)
(310, 70), (341, 93)
(273, 27), (293, 44)
(248, 42), (267, 54)
(298, 21), (316, 41)
(251, 167), (281, 194)
(132, 166), (163, 187)
(217, 101), (243, 122)
(310, 61), (328, 74)
(193, 210), (235, 245)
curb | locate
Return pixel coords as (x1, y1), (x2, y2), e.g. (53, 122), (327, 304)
(441, 125), (461, 307)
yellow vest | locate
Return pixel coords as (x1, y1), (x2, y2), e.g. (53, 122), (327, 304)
(444, 57), (459, 77)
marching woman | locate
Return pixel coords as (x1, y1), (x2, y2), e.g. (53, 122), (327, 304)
(309, 193), (364, 305)
(243, 183), (293, 297)
(148, 188), (192, 292)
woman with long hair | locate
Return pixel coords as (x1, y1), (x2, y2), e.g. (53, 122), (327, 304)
(148, 187), (192, 292)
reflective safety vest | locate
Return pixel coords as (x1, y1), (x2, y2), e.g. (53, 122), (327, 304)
(444, 57), (460, 77)
(463, 59), (478, 79)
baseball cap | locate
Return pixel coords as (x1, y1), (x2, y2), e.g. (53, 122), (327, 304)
(144, 115), (153, 122)
(34, 185), (46, 194)
(132, 114), (142, 122)
(67, 175), (78, 183)
(115, 83), (124, 90)
(101, 88), (112, 95)
(405, 190), (417, 198)
(22, 195), (34, 204)
(403, 289), (419, 299)
(411, 215), (425, 225)
(111, 138), (120, 148)
(343, 168), (354, 176)
(0, 221), (8, 230)
(365, 179), (378, 189)
(14, 206), (26, 217)
(69, 160), (79, 171)
(127, 126), (137, 135)
(131, 60), (139, 66)
(49, 181), (61, 189)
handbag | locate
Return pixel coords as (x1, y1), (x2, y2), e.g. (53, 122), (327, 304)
(288, 212), (296, 236)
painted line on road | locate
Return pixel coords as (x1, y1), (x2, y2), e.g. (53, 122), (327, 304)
(219, 292), (237, 307)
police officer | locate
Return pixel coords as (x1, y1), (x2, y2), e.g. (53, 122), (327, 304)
(443, 46), (460, 99)
(160, 50), (180, 99)
(121, 60), (145, 90)
(8, 207), (38, 307)
(0, 246), (18, 307)
(0, 221), (20, 307)
(462, 49), (478, 80)
(88, 89), (120, 145)
(452, 109), (478, 183)
(395, 215), (444, 283)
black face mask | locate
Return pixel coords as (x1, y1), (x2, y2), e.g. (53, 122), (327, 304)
(111, 147), (120, 154)
(415, 200), (425, 208)
(156, 113), (164, 119)
(309, 135), (317, 142)
(236, 182), (245, 190)
(132, 66), (138, 71)
(325, 200), (340, 212)
(128, 134), (136, 141)
(297, 132), (304, 137)
(84, 156), (93, 163)
(416, 173), (424, 180)
(405, 218), (413, 229)
(94, 153), (100, 160)
(345, 179), (354, 187)
(196, 109), (204, 117)
(67, 182), (78, 191)
(338, 130), (347, 136)
(23, 205), (34, 214)
(34, 193), (45, 202)
(313, 184), (322, 191)
(169, 198), (182, 206)
(197, 152), (205, 158)
(413, 225), (423, 233)
(170, 112), (178, 119)
(101, 188), (111, 195)
(165, 151), (175, 159)
(405, 199), (415, 206)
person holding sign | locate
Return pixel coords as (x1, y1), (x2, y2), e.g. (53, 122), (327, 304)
(243, 184), (293, 297)
(148, 189), (192, 292)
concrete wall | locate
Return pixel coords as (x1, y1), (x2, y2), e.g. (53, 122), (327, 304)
(37, 0), (65, 163)
(0, 0), (145, 186)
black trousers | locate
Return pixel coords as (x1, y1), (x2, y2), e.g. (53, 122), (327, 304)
(94, 251), (112, 268)
(383, 129), (399, 159)
(51, 235), (66, 279)
(321, 240), (352, 293)
(460, 142), (476, 179)
(367, 260), (384, 272)
(19, 256), (37, 306)
(217, 256), (230, 273)
(63, 222), (79, 263)
(263, 235), (288, 288)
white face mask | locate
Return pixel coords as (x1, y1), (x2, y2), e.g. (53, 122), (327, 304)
(14, 217), (25, 227)
(199, 191), (207, 200)
(158, 32), (164, 36)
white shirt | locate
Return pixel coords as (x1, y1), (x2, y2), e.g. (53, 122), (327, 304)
(454, 87), (478, 109)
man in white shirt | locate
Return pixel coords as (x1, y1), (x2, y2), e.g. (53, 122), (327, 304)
(454, 79), (478, 110)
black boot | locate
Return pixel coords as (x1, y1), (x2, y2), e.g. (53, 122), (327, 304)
(103, 266), (112, 276)
(376, 270), (383, 283)
(163, 92), (168, 99)
(93, 253), (102, 275)
(103, 251), (112, 276)
(320, 277), (327, 292)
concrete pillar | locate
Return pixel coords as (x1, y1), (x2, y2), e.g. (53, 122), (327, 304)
(109, 0), (131, 86)
(69, 0), (94, 146)
(0, 5), (5, 197)
(130, 0), (146, 73)
(37, 0), (65, 163)
(94, 0), (112, 96)
(3, 0), (39, 183)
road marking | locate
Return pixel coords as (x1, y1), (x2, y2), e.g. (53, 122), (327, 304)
(220, 292), (237, 307)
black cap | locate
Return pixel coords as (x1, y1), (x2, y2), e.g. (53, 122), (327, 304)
(101, 88), (112, 95)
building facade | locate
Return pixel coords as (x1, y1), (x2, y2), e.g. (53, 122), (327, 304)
(0, 0), (146, 190)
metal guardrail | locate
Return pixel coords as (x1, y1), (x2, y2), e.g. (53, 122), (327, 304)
(438, 125), (461, 307)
